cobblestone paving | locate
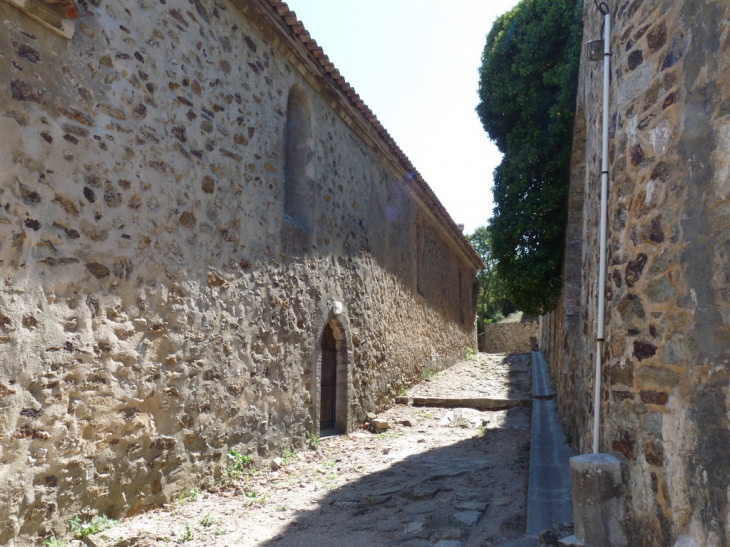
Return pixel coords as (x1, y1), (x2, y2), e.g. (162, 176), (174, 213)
(408, 353), (532, 401)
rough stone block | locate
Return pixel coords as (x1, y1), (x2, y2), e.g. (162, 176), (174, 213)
(482, 313), (538, 353)
(497, 537), (539, 547)
(452, 510), (480, 526)
(557, 535), (586, 547)
(570, 454), (627, 547)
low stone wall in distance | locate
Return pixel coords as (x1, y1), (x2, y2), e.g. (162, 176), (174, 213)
(481, 313), (538, 354)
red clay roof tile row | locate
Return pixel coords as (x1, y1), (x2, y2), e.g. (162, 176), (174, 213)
(265, 0), (483, 268)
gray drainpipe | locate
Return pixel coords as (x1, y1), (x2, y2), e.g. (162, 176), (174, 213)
(592, 0), (611, 456)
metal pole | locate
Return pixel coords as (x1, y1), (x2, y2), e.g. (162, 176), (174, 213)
(593, 5), (610, 455)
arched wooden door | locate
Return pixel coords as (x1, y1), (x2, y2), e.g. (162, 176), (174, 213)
(320, 324), (337, 430)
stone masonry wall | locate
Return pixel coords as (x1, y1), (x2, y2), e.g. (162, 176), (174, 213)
(0, 1), (479, 543)
(482, 317), (538, 354)
(541, 1), (730, 545)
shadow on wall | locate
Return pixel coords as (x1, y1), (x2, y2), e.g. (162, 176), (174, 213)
(0, 84), (478, 542)
(259, 407), (531, 547)
(0, 2), (479, 540)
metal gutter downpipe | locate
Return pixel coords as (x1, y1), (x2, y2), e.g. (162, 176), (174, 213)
(593, 4), (610, 455)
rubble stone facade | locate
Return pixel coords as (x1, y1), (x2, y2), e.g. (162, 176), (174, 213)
(0, 0), (481, 542)
(540, 0), (730, 545)
(481, 314), (538, 354)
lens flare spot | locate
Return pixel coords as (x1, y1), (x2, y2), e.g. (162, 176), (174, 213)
(385, 205), (400, 221)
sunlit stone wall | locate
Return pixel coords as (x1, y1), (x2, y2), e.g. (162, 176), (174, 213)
(0, 0), (479, 542)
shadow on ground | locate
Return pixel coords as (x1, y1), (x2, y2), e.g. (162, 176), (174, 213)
(259, 403), (532, 547)
(73, 355), (533, 547)
(500, 353), (532, 401)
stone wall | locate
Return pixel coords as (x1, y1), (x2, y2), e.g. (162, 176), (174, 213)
(481, 314), (538, 354)
(0, 0), (480, 543)
(540, 0), (730, 545)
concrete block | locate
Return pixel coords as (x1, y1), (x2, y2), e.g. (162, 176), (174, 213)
(569, 454), (627, 547)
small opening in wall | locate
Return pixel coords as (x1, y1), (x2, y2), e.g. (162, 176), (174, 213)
(284, 84), (314, 233)
(459, 271), (465, 323)
(416, 214), (425, 296)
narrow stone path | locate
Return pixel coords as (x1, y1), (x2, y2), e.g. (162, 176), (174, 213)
(60, 354), (533, 547)
(408, 353), (532, 401)
(397, 353), (532, 411)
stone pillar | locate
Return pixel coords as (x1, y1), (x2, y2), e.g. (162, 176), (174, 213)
(561, 453), (628, 547)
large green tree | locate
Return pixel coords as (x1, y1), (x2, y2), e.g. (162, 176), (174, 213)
(477, 0), (583, 314)
(467, 226), (514, 332)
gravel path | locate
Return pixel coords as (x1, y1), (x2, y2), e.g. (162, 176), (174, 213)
(55, 353), (532, 547)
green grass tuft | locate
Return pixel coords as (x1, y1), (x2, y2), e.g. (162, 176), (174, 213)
(69, 515), (119, 539)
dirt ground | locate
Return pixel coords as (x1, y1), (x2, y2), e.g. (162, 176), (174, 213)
(52, 353), (533, 547)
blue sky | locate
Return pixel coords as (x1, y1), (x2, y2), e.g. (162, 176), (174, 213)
(283, 0), (521, 235)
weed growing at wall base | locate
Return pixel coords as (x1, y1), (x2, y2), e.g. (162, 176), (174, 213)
(69, 515), (119, 539)
(226, 449), (253, 481)
(178, 488), (201, 504)
(421, 366), (441, 380)
(281, 447), (296, 465)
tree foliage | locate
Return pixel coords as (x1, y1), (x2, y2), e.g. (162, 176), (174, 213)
(477, 0), (584, 314)
(467, 226), (514, 332)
